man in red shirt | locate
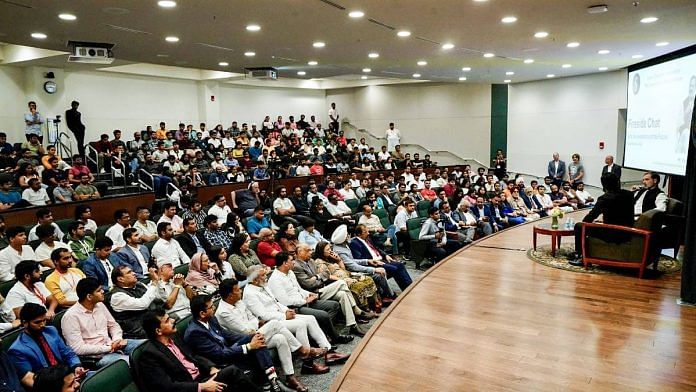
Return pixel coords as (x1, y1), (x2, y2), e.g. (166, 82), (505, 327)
(322, 179), (343, 201)
(309, 159), (324, 176)
(420, 180), (437, 201)
(256, 228), (282, 267)
(443, 178), (458, 198)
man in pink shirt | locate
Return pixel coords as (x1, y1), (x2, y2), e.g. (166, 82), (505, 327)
(420, 180), (437, 201)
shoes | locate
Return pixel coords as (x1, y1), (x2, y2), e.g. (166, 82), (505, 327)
(568, 258), (584, 267)
(357, 310), (377, 321)
(298, 347), (327, 361)
(333, 334), (354, 344)
(349, 324), (369, 337)
(266, 378), (283, 392)
(381, 297), (395, 307)
(325, 351), (350, 365)
(300, 361), (330, 375)
(356, 317), (370, 324)
(284, 375), (308, 392)
(384, 238), (392, 247)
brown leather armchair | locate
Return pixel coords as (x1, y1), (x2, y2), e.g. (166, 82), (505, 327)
(581, 209), (664, 278)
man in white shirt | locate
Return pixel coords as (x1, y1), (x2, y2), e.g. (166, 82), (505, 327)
(132, 206), (158, 242)
(208, 194), (232, 225)
(21, 179), (50, 206)
(5, 260), (58, 319)
(105, 209), (131, 251)
(573, 182), (595, 207)
(377, 146), (391, 162)
(216, 278), (324, 389)
(295, 161), (311, 176)
(393, 199), (418, 260)
(328, 102), (339, 133)
(243, 265), (353, 350)
(338, 181), (357, 201)
(33, 224), (70, 268)
(151, 222), (190, 267)
(0, 227), (38, 282)
(354, 179), (371, 200)
(306, 183), (329, 206)
(326, 195), (353, 220)
(156, 258), (194, 320)
(400, 167), (416, 187)
(107, 265), (162, 339)
(28, 209), (65, 242)
(157, 201), (184, 235)
(533, 185), (554, 214)
(633, 172), (668, 217)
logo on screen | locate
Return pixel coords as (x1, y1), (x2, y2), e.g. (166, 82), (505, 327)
(632, 73), (641, 95)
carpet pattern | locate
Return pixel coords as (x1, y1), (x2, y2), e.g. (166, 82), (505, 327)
(527, 245), (681, 276)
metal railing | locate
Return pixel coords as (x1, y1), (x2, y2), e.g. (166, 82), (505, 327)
(85, 144), (100, 174)
(56, 132), (73, 161)
(138, 169), (154, 192)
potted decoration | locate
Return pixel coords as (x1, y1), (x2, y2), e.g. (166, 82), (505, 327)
(549, 207), (564, 229)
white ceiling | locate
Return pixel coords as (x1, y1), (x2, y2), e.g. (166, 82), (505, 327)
(0, 0), (695, 86)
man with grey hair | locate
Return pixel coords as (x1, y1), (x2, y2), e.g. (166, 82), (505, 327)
(547, 152), (566, 187)
(601, 154), (622, 180)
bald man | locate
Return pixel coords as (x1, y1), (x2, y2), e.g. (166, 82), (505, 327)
(601, 155), (622, 180)
(256, 228), (282, 267)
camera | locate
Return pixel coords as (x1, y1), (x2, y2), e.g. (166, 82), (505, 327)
(52, 115), (61, 124)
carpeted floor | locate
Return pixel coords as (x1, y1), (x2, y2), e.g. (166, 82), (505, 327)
(291, 261), (425, 392)
(527, 244), (681, 277)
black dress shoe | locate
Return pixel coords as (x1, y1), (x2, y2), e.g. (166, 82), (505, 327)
(334, 334), (354, 344)
(568, 258), (584, 267)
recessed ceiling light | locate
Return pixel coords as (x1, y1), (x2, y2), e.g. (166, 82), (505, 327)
(501, 16), (517, 24)
(483, 53), (495, 58)
(58, 13), (77, 21)
(524, 59), (534, 64)
(244, 51), (255, 57)
(361, 76), (368, 80)
(656, 41), (669, 47)
(348, 11), (364, 18)
(397, 31), (411, 37)
(566, 42), (580, 48)
(562, 64), (572, 68)
(313, 42), (325, 48)
(308, 61), (318, 66)
(459, 77), (467, 81)
(246, 24), (261, 32)
(165, 36), (179, 42)
(156, 54), (169, 58)
(157, 0), (177, 8)
(598, 67), (608, 71)
(218, 62), (228, 66)
(297, 71), (306, 76)
(462, 67), (472, 71)
(417, 61), (428, 66)
(368, 52), (379, 58)
(504, 79), (512, 83)
(547, 74), (556, 78)
(473, 0), (488, 2)
(505, 71), (514, 75)
(597, 49), (610, 55)
(441, 43), (454, 50)
(641, 16), (658, 23)
(413, 73), (421, 78)
(534, 31), (549, 38)
(632, 54), (644, 59)
(362, 68), (371, 73)
(31, 32), (47, 39)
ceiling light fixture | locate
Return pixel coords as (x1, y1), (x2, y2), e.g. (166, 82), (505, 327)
(505, 71), (514, 75)
(397, 31), (411, 37)
(417, 61), (427, 66)
(246, 24), (261, 32)
(483, 53), (495, 58)
(597, 49), (610, 55)
(640, 16), (658, 23)
(562, 64), (572, 68)
(368, 52), (379, 58)
(462, 67), (472, 71)
(524, 59), (534, 64)
(501, 16), (517, 23)
(348, 11), (364, 18)
(441, 43), (454, 50)
(244, 51), (255, 57)
(157, 0), (177, 8)
(297, 71), (306, 76)
(361, 76), (368, 80)
(31, 32), (47, 39)
(547, 74), (556, 78)
(165, 36), (179, 42)
(534, 31), (549, 38)
(308, 61), (318, 66)
(413, 73), (421, 78)
(362, 68), (371, 73)
(459, 77), (467, 81)
(504, 79), (512, 83)
(598, 67), (609, 71)
(656, 41), (669, 47)
(566, 42), (580, 48)
(58, 13), (77, 21)
(218, 62), (228, 66)
(632, 54), (644, 59)
(313, 42), (325, 48)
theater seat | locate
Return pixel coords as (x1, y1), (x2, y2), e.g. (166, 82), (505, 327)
(0, 279), (15, 297)
(80, 359), (139, 392)
(0, 327), (22, 352)
(416, 200), (431, 218)
(406, 217), (428, 268)
(128, 340), (149, 392)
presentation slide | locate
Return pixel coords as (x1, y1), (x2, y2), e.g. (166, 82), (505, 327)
(625, 53), (696, 176)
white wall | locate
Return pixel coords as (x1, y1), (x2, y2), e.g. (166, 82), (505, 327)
(326, 83), (492, 165)
(508, 71), (628, 187)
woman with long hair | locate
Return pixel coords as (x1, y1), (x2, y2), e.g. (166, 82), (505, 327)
(223, 211), (245, 238)
(208, 246), (234, 280)
(185, 252), (220, 295)
(228, 233), (263, 280)
(276, 221), (299, 255)
(313, 241), (381, 312)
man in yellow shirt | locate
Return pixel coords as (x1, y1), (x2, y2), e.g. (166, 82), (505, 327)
(45, 248), (85, 309)
(155, 121), (167, 140)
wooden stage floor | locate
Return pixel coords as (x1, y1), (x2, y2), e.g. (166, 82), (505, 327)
(331, 212), (696, 391)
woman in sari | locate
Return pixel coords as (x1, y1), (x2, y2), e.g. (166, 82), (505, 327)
(312, 241), (381, 312)
(185, 252), (219, 295)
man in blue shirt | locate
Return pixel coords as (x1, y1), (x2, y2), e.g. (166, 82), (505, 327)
(0, 179), (31, 210)
(245, 207), (271, 239)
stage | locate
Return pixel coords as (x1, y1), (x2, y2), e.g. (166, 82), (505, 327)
(331, 211), (695, 391)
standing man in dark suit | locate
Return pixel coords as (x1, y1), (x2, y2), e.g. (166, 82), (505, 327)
(569, 173), (634, 266)
(65, 101), (86, 158)
(601, 155), (622, 180)
(547, 152), (566, 187)
(137, 307), (261, 392)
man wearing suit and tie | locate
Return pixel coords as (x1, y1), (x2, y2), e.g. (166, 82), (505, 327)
(83, 237), (121, 291)
(469, 196), (499, 233)
(349, 224), (412, 291)
(176, 217), (212, 258)
(116, 228), (151, 279)
(547, 152), (566, 187)
(601, 155), (622, 180)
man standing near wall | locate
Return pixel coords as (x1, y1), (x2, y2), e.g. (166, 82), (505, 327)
(547, 152), (566, 187)
(65, 101), (86, 158)
(329, 103), (339, 134)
